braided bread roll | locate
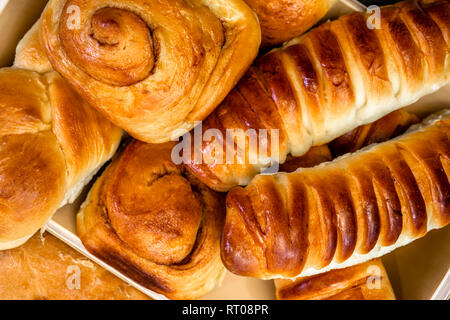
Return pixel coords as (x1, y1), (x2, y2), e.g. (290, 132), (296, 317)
(187, 0), (450, 192)
(0, 68), (122, 250)
(40, 0), (261, 143)
(77, 141), (225, 299)
(275, 259), (396, 300)
(222, 111), (450, 279)
(243, 0), (337, 46)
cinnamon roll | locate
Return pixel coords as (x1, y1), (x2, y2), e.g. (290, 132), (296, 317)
(243, 0), (337, 46)
(77, 141), (226, 299)
(40, 0), (261, 143)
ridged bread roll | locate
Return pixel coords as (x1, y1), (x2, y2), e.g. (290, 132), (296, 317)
(222, 111), (450, 279)
(0, 233), (149, 300)
(14, 20), (52, 73)
(187, 0), (450, 192)
(244, 0), (337, 46)
(275, 259), (396, 300)
(0, 68), (122, 250)
(77, 141), (225, 300)
(40, 0), (261, 143)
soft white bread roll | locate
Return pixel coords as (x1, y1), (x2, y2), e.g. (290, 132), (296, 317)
(275, 259), (396, 300)
(278, 110), (419, 172)
(0, 68), (122, 250)
(77, 141), (226, 300)
(187, 0), (450, 192)
(223, 110), (450, 279)
(243, 0), (338, 46)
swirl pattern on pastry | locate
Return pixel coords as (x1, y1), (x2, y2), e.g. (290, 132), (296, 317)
(243, 0), (336, 46)
(40, 0), (261, 143)
(77, 141), (225, 299)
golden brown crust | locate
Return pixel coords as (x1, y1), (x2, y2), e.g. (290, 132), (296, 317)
(399, 1), (448, 82)
(0, 68), (122, 248)
(222, 112), (450, 279)
(243, 0), (335, 46)
(47, 72), (122, 187)
(40, 0), (261, 143)
(77, 141), (225, 299)
(0, 133), (66, 243)
(275, 259), (396, 300)
(0, 233), (149, 300)
(14, 21), (52, 73)
(187, 0), (450, 192)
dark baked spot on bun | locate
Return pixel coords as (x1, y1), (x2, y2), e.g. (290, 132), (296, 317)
(308, 25), (354, 106)
(256, 52), (298, 103)
(400, 1), (447, 75)
(222, 187), (262, 277)
(78, 140), (225, 299)
(343, 13), (388, 81)
(309, 179), (338, 267)
(284, 177), (309, 276)
(370, 158), (403, 246)
(384, 9), (423, 80)
(326, 173), (357, 263)
(345, 157), (383, 254)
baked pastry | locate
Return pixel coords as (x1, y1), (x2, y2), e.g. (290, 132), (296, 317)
(0, 233), (149, 300)
(222, 110), (450, 279)
(186, 0), (450, 192)
(277, 113), (414, 299)
(14, 20), (52, 73)
(77, 141), (226, 300)
(275, 259), (396, 300)
(280, 110), (418, 176)
(277, 114), (412, 300)
(0, 68), (122, 250)
(244, 0), (336, 46)
(40, 0), (261, 143)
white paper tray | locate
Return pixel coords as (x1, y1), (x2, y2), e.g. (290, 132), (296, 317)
(1, 0), (449, 300)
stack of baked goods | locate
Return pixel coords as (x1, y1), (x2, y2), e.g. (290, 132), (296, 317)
(0, 0), (448, 299)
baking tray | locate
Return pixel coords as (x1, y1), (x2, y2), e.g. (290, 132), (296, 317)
(1, 0), (449, 300)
